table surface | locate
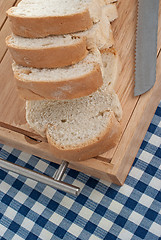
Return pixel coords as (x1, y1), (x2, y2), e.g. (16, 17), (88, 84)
(0, 0), (161, 187)
(0, 102), (161, 239)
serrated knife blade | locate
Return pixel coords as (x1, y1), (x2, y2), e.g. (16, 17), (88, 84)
(134, 0), (159, 96)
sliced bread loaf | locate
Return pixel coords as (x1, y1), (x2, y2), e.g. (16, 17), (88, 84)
(12, 47), (104, 100)
(6, 13), (113, 68)
(7, 0), (105, 38)
(26, 87), (122, 161)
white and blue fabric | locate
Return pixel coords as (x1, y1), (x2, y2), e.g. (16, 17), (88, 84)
(0, 102), (161, 240)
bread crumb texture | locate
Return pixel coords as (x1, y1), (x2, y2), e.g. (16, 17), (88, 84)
(26, 88), (121, 149)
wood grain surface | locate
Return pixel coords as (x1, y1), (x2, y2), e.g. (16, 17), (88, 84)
(0, 0), (160, 184)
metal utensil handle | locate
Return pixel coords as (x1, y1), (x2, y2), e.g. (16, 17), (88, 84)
(53, 160), (69, 181)
(0, 158), (80, 196)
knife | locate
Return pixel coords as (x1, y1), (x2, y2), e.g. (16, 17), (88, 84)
(134, 0), (159, 96)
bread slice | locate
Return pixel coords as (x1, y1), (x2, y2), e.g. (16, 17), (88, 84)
(12, 47), (119, 100)
(101, 47), (120, 89)
(103, 3), (118, 22)
(26, 87), (122, 161)
(6, 35), (88, 69)
(7, 0), (105, 38)
(6, 13), (113, 69)
(78, 11), (114, 50)
(12, 47), (104, 100)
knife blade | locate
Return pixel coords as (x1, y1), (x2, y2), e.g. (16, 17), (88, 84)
(134, 0), (159, 96)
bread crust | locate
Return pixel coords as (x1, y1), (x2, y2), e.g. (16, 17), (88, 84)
(47, 112), (121, 161)
(14, 64), (103, 100)
(104, 0), (117, 4)
(7, 8), (93, 38)
(6, 35), (88, 68)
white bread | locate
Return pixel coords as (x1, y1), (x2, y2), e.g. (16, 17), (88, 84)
(12, 47), (104, 100)
(26, 86), (122, 161)
(103, 3), (118, 22)
(7, 0), (105, 38)
(6, 35), (88, 69)
(78, 11), (114, 50)
(12, 47), (119, 100)
(100, 47), (120, 89)
(6, 13), (114, 68)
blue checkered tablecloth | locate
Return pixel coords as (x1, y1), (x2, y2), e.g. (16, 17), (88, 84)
(0, 102), (161, 240)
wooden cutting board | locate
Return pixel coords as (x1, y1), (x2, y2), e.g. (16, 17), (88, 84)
(0, 0), (161, 185)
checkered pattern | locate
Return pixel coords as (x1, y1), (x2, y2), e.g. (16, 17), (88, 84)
(0, 102), (161, 240)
